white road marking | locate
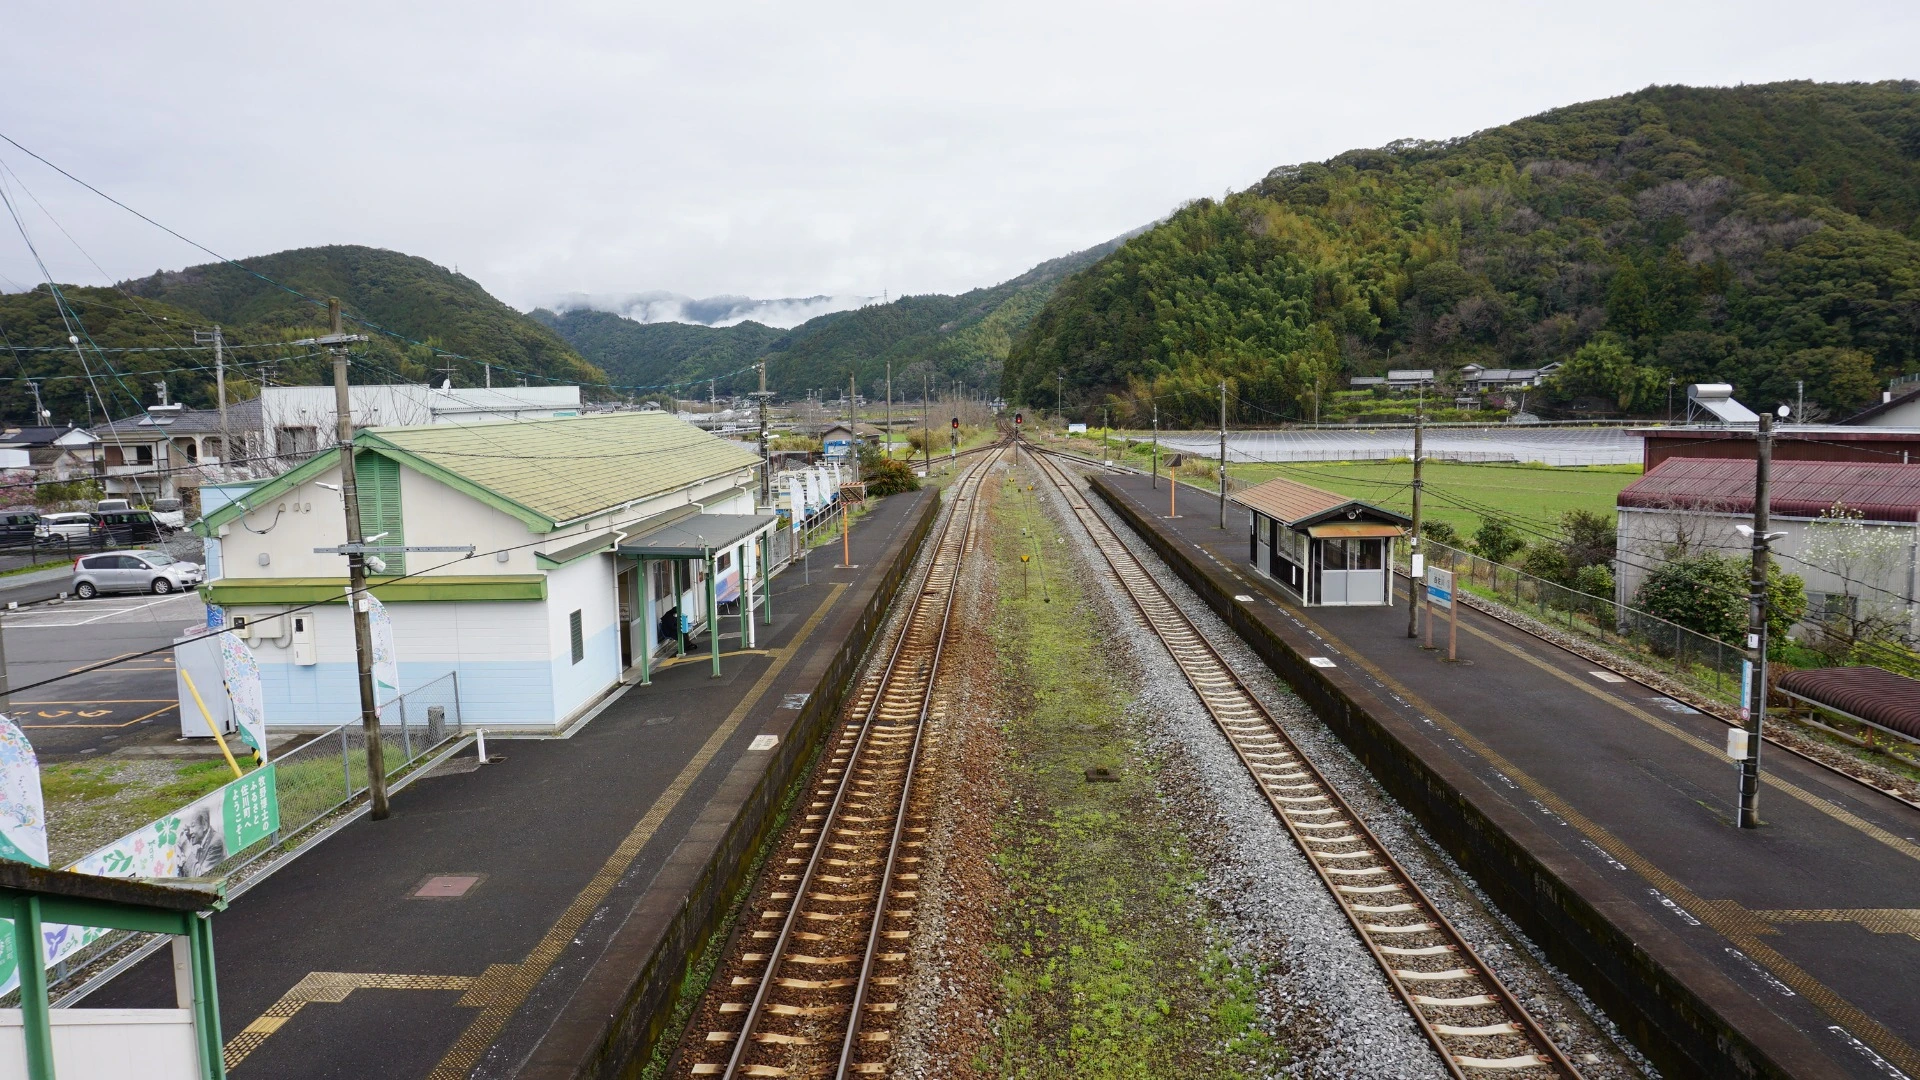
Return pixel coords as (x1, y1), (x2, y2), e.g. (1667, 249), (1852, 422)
(1587, 671), (1626, 683)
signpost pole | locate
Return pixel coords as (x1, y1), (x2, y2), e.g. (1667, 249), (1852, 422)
(1448, 589), (1458, 662)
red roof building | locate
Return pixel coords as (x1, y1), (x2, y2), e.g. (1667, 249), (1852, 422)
(1618, 458), (1920, 523)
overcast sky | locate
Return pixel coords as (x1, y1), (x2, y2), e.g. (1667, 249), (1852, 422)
(1, 0), (1913, 317)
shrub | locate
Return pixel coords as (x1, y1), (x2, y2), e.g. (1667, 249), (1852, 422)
(1634, 553), (1804, 643)
(862, 456), (920, 498)
(1572, 562), (1615, 599)
(1472, 516), (1525, 565)
(1419, 520), (1458, 545)
(1519, 543), (1571, 585)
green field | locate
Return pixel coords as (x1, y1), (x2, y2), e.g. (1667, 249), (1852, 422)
(1227, 459), (1639, 541)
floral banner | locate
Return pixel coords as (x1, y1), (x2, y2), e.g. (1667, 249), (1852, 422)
(220, 631), (269, 762)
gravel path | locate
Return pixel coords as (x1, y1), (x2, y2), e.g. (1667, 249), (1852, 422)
(1036, 463), (1655, 1080)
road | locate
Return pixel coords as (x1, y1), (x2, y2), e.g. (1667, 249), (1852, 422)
(3, 591), (205, 762)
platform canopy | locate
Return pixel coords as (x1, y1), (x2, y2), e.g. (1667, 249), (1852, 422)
(615, 512), (779, 559)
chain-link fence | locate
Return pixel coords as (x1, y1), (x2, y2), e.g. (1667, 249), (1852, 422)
(1408, 540), (1747, 703)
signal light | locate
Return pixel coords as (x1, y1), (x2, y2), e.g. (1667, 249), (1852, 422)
(951, 416), (959, 428)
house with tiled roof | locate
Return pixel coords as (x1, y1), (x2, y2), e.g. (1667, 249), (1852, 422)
(1616, 457), (1920, 635)
(1230, 475), (1410, 606)
(192, 411), (771, 730)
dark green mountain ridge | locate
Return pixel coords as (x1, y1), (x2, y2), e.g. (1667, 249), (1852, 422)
(1007, 80), (1920, 425)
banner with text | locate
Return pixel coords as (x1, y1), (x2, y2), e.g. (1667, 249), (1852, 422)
(369, 594), (401, 717)
(0, 718), (47, 869)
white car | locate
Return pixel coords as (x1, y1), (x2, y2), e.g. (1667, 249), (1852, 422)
(71, 550), (204, 598)
(148, 498), (187, 531)
(37, 512), (93, 541)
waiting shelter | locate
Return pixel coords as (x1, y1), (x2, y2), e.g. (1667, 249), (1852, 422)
(615, 511), (779, 682)
(1231, 475), (1409, 606)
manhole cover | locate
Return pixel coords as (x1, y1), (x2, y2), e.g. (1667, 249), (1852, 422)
(412, 874), (483, 900)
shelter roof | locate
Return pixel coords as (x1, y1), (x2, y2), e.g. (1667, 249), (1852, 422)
(1231, 475), (1410, 528)
(1618, 457), (1920, 521)
(1777, 666), (1920, 741)
(616, 512), (779, 558)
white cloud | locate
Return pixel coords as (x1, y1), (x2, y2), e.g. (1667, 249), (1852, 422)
(547, 292), (879, 329)
(0, 0), (1913, 309)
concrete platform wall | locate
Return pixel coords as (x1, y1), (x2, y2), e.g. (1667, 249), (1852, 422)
(1088, 473), (1821, 1080)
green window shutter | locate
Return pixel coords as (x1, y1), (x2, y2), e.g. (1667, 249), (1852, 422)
(355, 454), (405, 574)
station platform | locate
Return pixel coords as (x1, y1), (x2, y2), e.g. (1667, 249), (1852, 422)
(1088, 467), (1920, 1080)
(88, 485), (944, 1080)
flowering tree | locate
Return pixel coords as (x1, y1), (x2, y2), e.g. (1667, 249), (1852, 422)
(1802, 502), (1912, 651)
(0, 470), (36, 509)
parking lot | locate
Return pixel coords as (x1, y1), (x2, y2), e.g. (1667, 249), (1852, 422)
(3, 590), (206, 762)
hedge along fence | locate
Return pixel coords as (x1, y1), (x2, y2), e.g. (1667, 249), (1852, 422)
(1409, 540), (1749, 706)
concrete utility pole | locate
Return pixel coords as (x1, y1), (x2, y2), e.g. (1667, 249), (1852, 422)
(922, 373), (931, 476)
(195, 326), (228, 472)
(885, 361), (893, 461)
(321, 299), (389, 820)
(24, 381), (45, 424)
(1407, 386), (1425, 638)
(753, 360), (772, 506)
(848, 373), (859, 485)
(1057, 370), (1064, 422)
(1217, 380), (1228, 529)
(1738, 414), (1777, 829)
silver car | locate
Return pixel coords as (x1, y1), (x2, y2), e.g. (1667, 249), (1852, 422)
(71, 550), (205, 598)
(38, 512), (92, 541)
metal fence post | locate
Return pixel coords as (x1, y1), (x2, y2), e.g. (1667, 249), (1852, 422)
(399, 694), (412, 762)
(451, 670), (462, 734)
(340, 726), (353, 798)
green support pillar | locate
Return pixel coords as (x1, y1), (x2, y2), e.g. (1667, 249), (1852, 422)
(761, 533), (772, 625)
(675, 560), (687, 657)
(190, 915), (226, 1080)
(637, 557), (651, 686)
(706, 548), (721, 678)
(14, 895), (52, 1080)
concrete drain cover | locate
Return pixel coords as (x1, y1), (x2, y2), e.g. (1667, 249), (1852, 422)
(1084, 767), (1119, 783)
(412, 874), (483, 900)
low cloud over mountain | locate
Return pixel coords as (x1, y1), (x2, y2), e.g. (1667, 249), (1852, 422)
(543, 291), (879, 329)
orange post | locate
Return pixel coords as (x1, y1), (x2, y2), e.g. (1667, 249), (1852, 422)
(1169, 473), (1177, 518)
(838, 500), (854, 568)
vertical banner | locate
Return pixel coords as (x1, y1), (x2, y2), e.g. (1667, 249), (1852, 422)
(0, 718), (48, 868)
(220, 632), (269, 763)
(368, 594), (401, 718)
(1740, 660), (1753, 723)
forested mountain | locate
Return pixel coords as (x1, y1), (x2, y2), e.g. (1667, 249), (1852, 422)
(534, 234), (1138, 399)
(121, 245), (606, 390)
(1007, 81), (1920, 425)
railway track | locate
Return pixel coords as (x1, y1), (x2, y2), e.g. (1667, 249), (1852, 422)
(1024, 442), (1583, 1079)
(684, 446), (1001, 1079)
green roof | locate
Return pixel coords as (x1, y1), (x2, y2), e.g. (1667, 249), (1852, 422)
(198, 412), (758, 535)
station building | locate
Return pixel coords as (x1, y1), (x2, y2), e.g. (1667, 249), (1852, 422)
(193, 411), (771, 731)
(1232, 475), (1410, 606)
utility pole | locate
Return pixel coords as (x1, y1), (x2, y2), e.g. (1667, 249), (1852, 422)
(1407, 386), (1425, 638)
(1217, 380), (1227, 529)
(314, 299), (388, 819)
(1057, 370), (1064, 422)
(196, 326), (228, 474)
(1151, 400), (1159, 489)
(24, 381), (44, 424)
(885, 360), (893, 461)
(1102, 405), (1109, 462)
(848, 373), (859, 486)
(753, 360), (772, 506)
(1738, 413), (1777, 829)
(922, 373), (932, 476)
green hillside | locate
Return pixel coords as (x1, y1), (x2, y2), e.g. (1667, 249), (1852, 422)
(121, 245), (607, 391)
(1007, 81), (1920, 426)
(539, 234), (1135, 399)
(0, 285), (283, 426)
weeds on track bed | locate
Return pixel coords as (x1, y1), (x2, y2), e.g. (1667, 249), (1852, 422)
(981, 471), (1281, 1079)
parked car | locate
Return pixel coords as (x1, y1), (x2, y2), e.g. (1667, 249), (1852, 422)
(71, 550), (204, 598)
(148, 498), (186, 531)
(91, 510), (163, 546)
(38, 512), (94, 542)
(0, 510), (37, 546)
(94, 499), (132, 512)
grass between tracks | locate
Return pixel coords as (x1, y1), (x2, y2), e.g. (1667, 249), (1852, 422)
(981, 469), (1283, 1079)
